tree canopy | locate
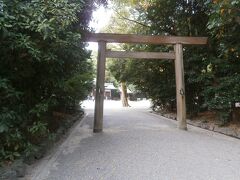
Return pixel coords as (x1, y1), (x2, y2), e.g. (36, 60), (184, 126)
(105, 0), (240, 121)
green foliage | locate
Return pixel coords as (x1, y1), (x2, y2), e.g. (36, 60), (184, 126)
(0, 0), (106, 161)
(0, 78), (26, 161)
(203, 0), (240, 123)
(28, 121), (49, 137)
(63, 72), (93, 106)
(108, 59), (131, 82)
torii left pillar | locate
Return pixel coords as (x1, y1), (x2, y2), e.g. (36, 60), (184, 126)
(94, 41), (106, 133)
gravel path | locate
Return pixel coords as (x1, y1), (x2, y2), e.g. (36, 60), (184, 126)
(28, 100), (240, 180)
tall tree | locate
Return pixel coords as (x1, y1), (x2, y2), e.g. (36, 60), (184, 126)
(107, 0), (210, 114)
(108, 58), (131, 107)
(103, 0), (147, 107)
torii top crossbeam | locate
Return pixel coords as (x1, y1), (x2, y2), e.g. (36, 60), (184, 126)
(84, 33), (208, 45)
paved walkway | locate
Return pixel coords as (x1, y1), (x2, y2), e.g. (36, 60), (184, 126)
(29, 100), (240, 180)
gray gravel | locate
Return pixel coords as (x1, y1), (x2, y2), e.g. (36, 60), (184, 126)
(28, 101), (240, 180)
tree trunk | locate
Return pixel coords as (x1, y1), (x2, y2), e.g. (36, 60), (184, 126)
(121, 82), (130, 107)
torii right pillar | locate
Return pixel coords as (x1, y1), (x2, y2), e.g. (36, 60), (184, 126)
(174, 43), (187, 130)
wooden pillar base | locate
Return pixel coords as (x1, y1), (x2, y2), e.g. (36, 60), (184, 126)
(93, 129), (103, 133)
(178, 124), (187, 130)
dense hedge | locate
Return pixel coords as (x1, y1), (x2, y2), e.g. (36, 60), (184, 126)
(0, 0), (105, 161)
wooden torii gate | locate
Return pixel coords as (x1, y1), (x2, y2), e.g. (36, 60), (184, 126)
(85, 33), (208, 133)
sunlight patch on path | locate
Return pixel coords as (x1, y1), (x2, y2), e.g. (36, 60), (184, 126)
(81, 100), (151, 110)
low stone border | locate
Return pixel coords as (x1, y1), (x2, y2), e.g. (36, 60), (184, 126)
(153, 112), (240, 139)
(0, 111), (84, 180)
